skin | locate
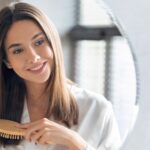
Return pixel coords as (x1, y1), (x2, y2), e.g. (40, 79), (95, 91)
(4, 20), (87, 150)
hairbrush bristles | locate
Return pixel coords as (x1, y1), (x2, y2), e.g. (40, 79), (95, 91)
(0, 119), (53, 144)
(0, 119), (25, 140)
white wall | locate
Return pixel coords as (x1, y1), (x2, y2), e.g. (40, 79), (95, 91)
(103, 0), (150, 149)
(21, 0), (76, 35)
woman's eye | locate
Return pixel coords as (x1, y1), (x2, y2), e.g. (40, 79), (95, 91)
(12, 48), (23, 54)
(35, 39), (45, 46)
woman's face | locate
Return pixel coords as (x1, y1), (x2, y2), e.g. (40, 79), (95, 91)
(4, 19), (53, 84)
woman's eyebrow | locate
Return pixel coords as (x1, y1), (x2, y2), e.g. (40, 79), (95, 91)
(7, 43), (21, 50)
(31, 32), (44, 40)
(7, 32), (44, 50)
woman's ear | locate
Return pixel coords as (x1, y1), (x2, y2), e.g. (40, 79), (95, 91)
(3, 60), (12, 69)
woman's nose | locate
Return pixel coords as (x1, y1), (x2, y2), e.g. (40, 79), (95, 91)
(26, 47), (40, 64)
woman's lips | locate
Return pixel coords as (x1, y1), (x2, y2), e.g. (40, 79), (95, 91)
(29, 64), (44, 71)
(27, 62), (47, 74)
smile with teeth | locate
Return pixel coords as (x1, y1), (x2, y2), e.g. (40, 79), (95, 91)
(30, 64), (44, 71)
(27, 62), (47, 73)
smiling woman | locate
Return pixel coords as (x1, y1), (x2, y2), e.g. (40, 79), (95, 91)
(5, 20), (53, 84)
(0, 2), (121, 150)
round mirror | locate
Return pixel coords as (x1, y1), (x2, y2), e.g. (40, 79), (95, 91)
(67, 0), (139, 144)
(1, 0), (139, 148)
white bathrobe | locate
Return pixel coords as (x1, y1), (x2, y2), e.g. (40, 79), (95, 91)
(0, 85), (121, 150)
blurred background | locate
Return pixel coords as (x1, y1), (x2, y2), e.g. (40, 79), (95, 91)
(103, 0), (150, 150)
(0, 0), (140, 149)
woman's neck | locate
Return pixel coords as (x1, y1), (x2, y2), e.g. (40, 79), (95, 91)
(25, 81), (49, 105)
(25, 81), (50, 121)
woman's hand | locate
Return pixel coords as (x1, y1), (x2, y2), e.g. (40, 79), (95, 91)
(16, 118), (87, 150)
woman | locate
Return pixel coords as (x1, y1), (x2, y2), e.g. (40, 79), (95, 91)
(0, 2), (121, 150)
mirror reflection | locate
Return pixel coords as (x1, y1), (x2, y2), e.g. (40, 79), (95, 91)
(68, 0), (139, 143)
(0, 0), (139, 149)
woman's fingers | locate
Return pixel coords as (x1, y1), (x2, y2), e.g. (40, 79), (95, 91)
(25, 123), (50, 140)
(15, 122), (30, 128)
(37, 131), (53, 145)
(16, 118), (51, 140)
(16, 118), (49, 128)
(30, 128), (55, 145)
(30, 128), (49, 143)
(15, 118), (72, 147)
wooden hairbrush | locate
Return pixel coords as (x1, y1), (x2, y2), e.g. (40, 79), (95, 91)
(0, 119), (25, 140)
(0, 119), (53, 144)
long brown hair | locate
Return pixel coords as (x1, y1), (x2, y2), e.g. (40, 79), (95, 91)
(0, 2), (78, 146)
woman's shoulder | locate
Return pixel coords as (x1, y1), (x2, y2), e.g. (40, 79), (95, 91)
(69, 84), (112, 113)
